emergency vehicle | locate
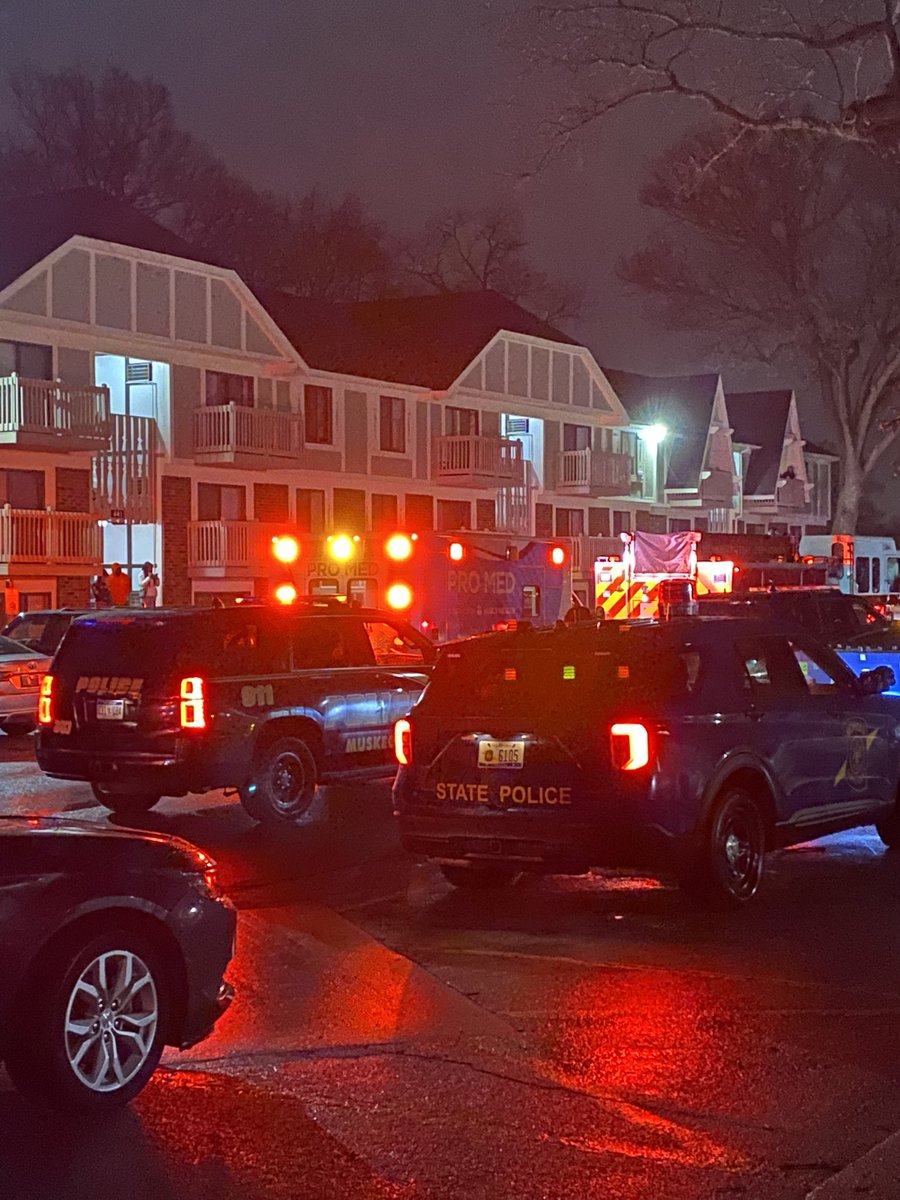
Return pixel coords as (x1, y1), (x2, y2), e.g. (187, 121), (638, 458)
(594, 532), (733, 620)
(799, 534), (900, 607)
(270, 530), (573, 641)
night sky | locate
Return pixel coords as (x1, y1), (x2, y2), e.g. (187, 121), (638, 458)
(1, 1), (895, 520)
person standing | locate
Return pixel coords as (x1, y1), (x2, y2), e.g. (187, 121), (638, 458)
(107, 563), (132, 607)
(91, 569), (112, 608)
(139, 562), (160, 609)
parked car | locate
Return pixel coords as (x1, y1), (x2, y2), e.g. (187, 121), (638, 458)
(0, 817), (235, 1109)
(0, 635), (51, 737)
(394, 616), (899, 908)
(36, 601), (435, 827)
(698, 589), (892, 646)
(1, 609), (92, 660)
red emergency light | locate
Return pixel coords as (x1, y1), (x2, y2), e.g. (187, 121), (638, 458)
(550, 545), (567, 567)
(448, 541), (465, 562)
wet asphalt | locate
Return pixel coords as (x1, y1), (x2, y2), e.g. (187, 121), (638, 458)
(2, 733), (900, 1199)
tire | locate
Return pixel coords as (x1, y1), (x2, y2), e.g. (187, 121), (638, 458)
(0, 717), (35, 737)
(876, 805), (900, 850)
(681, 786), (767, 910)
(91, 783), (161, 816)
(440, 864), (518, 890)
(4, 929), (169, 1111)
(240, 735), (320, 826)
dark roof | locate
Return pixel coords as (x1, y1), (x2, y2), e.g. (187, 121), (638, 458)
(603, 369), (720, 489)
(726, 389), (792, 496)
(259, 287), (578, 389)
(803, 439), (838, 458)
(0, 188), (214, 292)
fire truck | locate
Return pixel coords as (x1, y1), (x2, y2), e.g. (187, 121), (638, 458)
(594, 532), (734, 620)
(268, 530), (573, 641)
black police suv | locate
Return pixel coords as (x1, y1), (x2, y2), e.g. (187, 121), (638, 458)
(36, 602), (435, 827)
(699, 589), (893, 647)
(393, 617), (900, 908)
(0, 818), (234, 1110)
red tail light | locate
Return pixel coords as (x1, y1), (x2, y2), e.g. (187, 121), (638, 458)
(180, 677), (206, 729)
(393, 718), (412, 766)
(610, 722), (650, 770)
(37, 674), (54, 725)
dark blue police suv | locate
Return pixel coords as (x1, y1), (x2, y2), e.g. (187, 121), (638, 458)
(393, 617), (900, 908)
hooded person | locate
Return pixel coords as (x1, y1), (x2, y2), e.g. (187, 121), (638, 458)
(107, 562), (132, 607)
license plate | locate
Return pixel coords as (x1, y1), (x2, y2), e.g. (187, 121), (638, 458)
(96, 699), (125, 721)
(477, 739), (525, 769)
(14, 673), (39, 689)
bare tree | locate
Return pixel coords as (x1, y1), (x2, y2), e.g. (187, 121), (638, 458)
(400, 203), (586, 323)
(500, 1), (900, 163)
(0, 65), (211, 216)
(619, 128), (900, 533)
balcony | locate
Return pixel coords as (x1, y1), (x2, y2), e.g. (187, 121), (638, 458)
(571, 535), (622, 574)
(0, 507), (102, 574)
(775, 476), (811, 513)
(92, 415), (158, 524)
(193, 404), (302, 468)
(0, 375), (110, 450)
(556, 449), (632, 497)
(699, 468), (736, 506)
(188, 520), (287, 576)
(432, 435), (526, 488)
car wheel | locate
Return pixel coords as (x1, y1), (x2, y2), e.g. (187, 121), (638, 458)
(876, 804), (900, 850)
(4, 929), (168, 1111)
(681, 786), (767, 910)
(440, 864), (518, 890)
(91, 784), (161, 816)
(240, 736), (321, 826)
(0, 717), (35, 737)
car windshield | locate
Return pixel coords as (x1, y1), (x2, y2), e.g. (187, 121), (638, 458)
(0, 635), (35, 658)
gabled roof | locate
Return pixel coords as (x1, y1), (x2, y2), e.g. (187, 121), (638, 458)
(258, 287), (578, 389)
(0, 188), (214, 292)
(726, 389), (793, 496)
(604, 369), (721, 489)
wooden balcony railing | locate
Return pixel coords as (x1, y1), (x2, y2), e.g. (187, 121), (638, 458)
(432, 435), (526, 486)
(193, 404), (301, 462)
(0, 507), (102, 566)
(0, 375), (109, 445)
(188, 521), (287, 571)
(92, 414), (158, 523)
(556, 448), (632, 496)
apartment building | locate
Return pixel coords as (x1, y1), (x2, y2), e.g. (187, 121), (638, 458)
(0, 189), (835, 615)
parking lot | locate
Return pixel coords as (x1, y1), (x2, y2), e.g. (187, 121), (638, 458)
(4, 736), (900, 1199)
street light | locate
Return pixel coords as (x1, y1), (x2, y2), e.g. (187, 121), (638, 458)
(639, 423), (668, 448)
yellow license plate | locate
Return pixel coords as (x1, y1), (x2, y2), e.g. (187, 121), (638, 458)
(477, 739), (525, 769)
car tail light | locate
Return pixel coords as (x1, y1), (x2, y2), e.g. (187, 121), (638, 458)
(610, 722), (650, 770)
(37, 674), (54, 725)
(394, 718), (412, 766)
(180, 677), (206, 729)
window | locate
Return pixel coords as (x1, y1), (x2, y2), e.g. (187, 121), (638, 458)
(292, 617), (370, 669)
(363, 620), (429, 667)
(0, 340), (52, 379)
(522, 585), (541, 619)
(0, 469), (45, 509)
(304, 385), (333, 444)
(555, 508), (584, 537)
(405, 493), (434, 532)
(379, 395), (406, 453)
(563, 424), (591, 452)
(856, 556), (871, 593)
(873, 557), (881, 593)
(333, 488), (365, 532)
(446, 406), (480, 436)
(735, 637), (805, 699)
(437, 498), (471, 531)
(371, 493), (399, 532)
(612, 510), (631, 536)
(790, 641), (849, 697)
(220, 619), (289, 675)
(205, 371), (254, 407)
(296, 488), (325, 534)
(197, 483), (245, 521)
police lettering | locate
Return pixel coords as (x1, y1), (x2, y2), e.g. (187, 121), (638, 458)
(434, 782), (571, 806)
(345, 733), (390, 753)
(75, 676), (144, 698)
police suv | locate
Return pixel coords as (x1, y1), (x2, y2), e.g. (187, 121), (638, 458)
(393, 617), (900, 907)
(36, 602), (435, 826)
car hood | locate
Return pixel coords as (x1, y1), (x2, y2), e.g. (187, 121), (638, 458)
(0, 816), (212, 875)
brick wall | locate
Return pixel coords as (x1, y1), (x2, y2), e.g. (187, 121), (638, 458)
(253, 483), (289, 522)
(55, 467), (90, 512)
(58, 575), (90, 607)
(161, 475), (192, 606)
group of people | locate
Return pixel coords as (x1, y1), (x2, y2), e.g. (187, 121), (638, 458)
(91, 562), (160, 609)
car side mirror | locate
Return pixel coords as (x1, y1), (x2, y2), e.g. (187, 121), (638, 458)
(859, 665), (896, 695)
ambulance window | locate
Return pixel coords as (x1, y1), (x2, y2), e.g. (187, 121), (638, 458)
(522, 586), (541, 619)
(856, 557), (871, 593)
(363, 620), (429, 667)
(309, 578), (339, 596)
(348, 577), (378, 606)
(888, 557), (900, 593)
(872, 557), (881, 592)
